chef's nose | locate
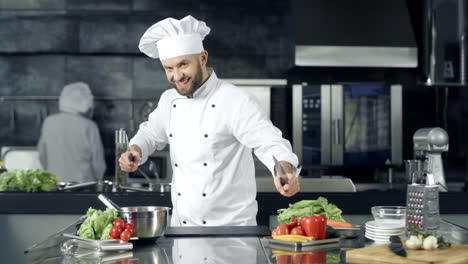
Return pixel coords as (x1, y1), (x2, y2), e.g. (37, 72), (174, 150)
(173, 68), (184, 81)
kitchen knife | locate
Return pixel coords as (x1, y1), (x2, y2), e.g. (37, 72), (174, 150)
(272, 155), (288, 186)
(388, 236), (407, 257)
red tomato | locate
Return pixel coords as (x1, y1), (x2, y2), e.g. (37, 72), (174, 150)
(113, 219), (126, 231)
(124, 227), (135, 236)
(290, 227), (305, 236)
(271, 228), (279, 236)
(276, 224), (289, 235)
(124, 223), (134, 230)
(120, 230), (131, 242)
(110, 226), (122, 239)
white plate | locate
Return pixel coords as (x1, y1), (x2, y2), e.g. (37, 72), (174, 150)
(365, 232), (405, 240)
(365, 231), (405, 239)
(365, 226), (405, 234)
(365, 230), (405, 238)
(365, 221), (405, 230)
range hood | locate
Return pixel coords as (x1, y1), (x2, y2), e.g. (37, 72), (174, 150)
(291, 0), (418, 68)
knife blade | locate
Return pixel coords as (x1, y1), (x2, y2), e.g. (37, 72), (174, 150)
(272, 155), (288, 186)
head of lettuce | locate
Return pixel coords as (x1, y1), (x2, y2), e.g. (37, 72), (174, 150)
(77, 207), (118, 240)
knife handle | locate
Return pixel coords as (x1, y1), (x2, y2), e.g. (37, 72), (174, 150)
(279, 176), (288, 186)
(128, 152), (135, 162)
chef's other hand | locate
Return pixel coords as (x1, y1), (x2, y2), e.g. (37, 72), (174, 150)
(119, 145), (141, 172)
(273, 161), (300, 197)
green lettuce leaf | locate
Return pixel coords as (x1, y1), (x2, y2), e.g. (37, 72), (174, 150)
(77, 207), (118, 240)
(277, 196), (345, 224)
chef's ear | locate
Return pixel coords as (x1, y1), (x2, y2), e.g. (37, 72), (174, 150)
(199, 50), (208, 66)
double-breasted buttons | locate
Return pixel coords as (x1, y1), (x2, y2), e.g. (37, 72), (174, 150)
(182, 220), (186, 224)
(203, 162), (207, 166)
(173, 104), (176, 108)
(178, 192), (181, 196)
(202, 193), (206, 197)
(202, 220), (206, 224)
(169, 133), (172, 137)
(174, 163), (178, 167)
(211, 104), (216, 108)
(204, 134), (208, 138)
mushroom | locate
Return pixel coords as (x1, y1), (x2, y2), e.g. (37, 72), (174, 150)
(423, 235), (438, 250)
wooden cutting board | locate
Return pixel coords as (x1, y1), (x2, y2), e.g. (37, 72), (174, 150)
(347, 244), (468, 264)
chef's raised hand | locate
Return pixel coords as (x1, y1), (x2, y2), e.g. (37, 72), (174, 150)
(118, 145), (142, 172)
(273, 161), (300, 197)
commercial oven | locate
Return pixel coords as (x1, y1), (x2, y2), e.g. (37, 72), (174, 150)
(292, 82), (402, 168)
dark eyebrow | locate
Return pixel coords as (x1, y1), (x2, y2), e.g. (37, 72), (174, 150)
(177, 60), (190, 67)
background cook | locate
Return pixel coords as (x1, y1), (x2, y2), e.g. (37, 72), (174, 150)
(37, 82), (106, 183)
(119, 15), (300, 226)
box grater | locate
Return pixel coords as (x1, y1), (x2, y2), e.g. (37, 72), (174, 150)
(406, 183), (440, 236)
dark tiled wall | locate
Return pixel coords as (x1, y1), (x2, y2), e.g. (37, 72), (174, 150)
(0, 0), (293, 178)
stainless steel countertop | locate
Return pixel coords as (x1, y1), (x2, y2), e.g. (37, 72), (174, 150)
(25, 217), (468, 264)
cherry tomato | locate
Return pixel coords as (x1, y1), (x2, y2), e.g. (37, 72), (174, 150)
(120, 230), (131, 242)
(110, 226), (122, 239)
(276, 224), (289, 235)
(290, 227), (305, 236)
(124, 223), (134, 230)
(112, 219), (126, 231)
(124, 227), (135, 237)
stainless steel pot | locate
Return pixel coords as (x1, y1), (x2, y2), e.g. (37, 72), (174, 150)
(118, 206), (170, 241)
(97, 194), (170, 241)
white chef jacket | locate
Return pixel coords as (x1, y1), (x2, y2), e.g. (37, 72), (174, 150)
(130, 70), (299, 226)
(37, 112), (106, 183)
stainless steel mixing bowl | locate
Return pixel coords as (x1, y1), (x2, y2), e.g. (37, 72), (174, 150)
(118, 206), (170, 241)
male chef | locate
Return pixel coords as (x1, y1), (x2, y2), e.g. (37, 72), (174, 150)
(119, 15), (300, 226)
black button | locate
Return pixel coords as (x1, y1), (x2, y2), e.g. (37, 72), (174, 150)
(202, 193), (206, 197)
(178, 192), (181, 196)
(204, 134), (208, 138)
(202, 220), (206, 224)
(169, 133), (172, 137)
(183, 220), (186, 224)
(175, 163), (178, 167)
(211, 104), (216, 108)
(173, 104), (176, 108)
(203, 163), (207, 166)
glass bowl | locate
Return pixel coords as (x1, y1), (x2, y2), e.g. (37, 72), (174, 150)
(371, 206), (406, 227)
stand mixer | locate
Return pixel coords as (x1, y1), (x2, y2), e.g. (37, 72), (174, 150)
(412, 127), (449, 191)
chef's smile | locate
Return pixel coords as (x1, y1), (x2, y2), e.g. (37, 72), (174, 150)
(161, 52), (208, 98)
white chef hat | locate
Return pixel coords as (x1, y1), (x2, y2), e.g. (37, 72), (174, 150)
(59, 82), (94, 114)
(138, 15), (211, 60)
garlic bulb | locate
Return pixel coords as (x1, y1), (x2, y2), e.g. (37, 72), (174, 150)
(405, 235), (423, 249)
(423, 235), (438, 250)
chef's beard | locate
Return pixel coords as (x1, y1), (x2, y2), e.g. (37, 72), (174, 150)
(170, 62), (204, 97)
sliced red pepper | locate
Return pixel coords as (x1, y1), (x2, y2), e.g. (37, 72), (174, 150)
(299, 215), (327, 240)
(287, 216), (298, 231)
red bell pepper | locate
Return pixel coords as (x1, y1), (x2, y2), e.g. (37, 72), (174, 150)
(287, 216), (298, 231)
(299, 215), (327, 240)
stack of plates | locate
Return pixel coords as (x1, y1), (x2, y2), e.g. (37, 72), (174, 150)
(365, 221), (405, 243)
